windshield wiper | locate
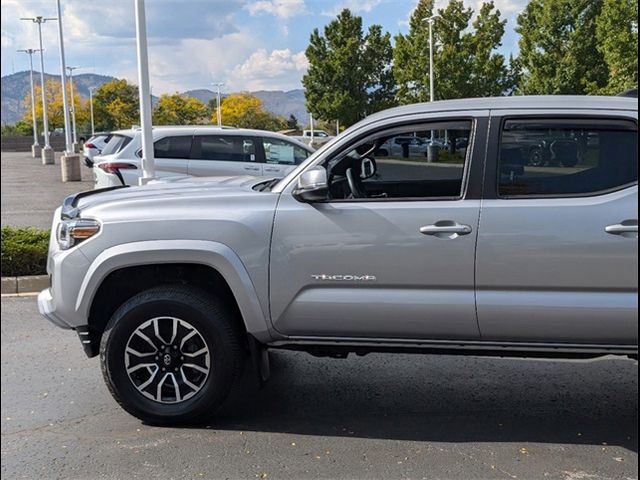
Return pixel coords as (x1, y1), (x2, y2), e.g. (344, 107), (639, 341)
(255, 178), (280, 192)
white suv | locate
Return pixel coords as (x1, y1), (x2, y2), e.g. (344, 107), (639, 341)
(93, 126), (314, 187)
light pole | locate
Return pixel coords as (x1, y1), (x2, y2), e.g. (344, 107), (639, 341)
(55, 0), (74, 157)
(21, 16), (56, 164)
(211, 82), (224, 127)
(427, 15), (438, 103)
(17, 48), (42, 157)
(88, 87), (95, 135)
(66, 66), (80, 149)
(135, 0), (155, 184)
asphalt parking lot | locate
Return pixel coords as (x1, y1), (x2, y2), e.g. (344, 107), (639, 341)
(1, 296), (637, 479)
(1, 151), (94, 229)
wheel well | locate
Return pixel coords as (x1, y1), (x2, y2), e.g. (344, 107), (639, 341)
(86, 263), (245, 356)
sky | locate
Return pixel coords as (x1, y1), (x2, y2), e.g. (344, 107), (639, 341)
(1, 0), (526, 94)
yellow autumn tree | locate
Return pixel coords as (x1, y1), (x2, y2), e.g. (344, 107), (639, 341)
(22, 78), (90, 134)
(153, 93), (208, 125)
(215, 93), (286, 131)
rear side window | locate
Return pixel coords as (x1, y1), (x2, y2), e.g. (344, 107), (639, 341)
(263, 138), (309, 165)
(154, 136), (193, 159)
(101, 134), (132, 155)
(499, 119), (638, 197)
(191, 135), (256, 162)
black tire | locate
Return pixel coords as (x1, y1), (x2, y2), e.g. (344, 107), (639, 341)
(100, 285), (244, 425)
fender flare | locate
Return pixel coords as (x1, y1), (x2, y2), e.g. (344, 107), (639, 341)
(75, 240), (273, 342)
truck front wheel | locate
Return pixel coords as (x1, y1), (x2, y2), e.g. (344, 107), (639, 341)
(100, 285), (244, 425)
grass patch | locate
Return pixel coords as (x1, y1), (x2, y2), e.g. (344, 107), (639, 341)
(1, 226), (50, 277)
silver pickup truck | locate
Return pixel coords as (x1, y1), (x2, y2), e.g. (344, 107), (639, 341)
(38, 96), (638, 425)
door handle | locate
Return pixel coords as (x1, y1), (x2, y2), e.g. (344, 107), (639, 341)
(243, 165), (260, 172)
(605, 220), (638, 237)
(420, 221), (472, 238)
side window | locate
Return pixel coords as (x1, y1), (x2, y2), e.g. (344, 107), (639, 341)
(192, 136), (256, 162)
(263, 138), (310, 165)
(154, 136), (193, 159)
(498, 119), (638, 197)
(325, 121), (472, 200)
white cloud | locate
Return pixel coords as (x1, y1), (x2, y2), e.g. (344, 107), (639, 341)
(229, 48), (307, 90)
(322, 0), (383, 17)
(245, 0), (306, 19)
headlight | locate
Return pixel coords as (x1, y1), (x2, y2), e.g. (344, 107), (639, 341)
(57, 219), (101, 250)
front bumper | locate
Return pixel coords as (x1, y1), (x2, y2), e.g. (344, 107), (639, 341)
(37, 288), (72, 329)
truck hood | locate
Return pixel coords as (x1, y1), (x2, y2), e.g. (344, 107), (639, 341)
(64, 175), (273, 219)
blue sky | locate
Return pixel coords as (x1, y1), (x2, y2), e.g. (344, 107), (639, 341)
(1, 0), (526, 94)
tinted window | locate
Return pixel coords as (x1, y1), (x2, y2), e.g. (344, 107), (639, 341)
(499, 119), (638, 197)
(101, 134), (132, 155)
(191, 136), (256, 162)
(327, 121), (472, 200)
(263, 138), (309, 165)
(154, 136), (193, 159)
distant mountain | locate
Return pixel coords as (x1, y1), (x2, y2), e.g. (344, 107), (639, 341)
(1, 71), (116, 124)
(2, 71), (309, 126)
(173, 89), (310, 125)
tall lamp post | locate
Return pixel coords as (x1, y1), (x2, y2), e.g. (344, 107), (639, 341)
(135, 0), (155, 184)
(211, 82), (224, 127)
(17, 48), (42, 158)
(21, 16), (56, 164)
(427, 15), (437, 103)
(88, 87), (95, 135)
(66, 66), (80, 150)
(54, 0), (74, 158)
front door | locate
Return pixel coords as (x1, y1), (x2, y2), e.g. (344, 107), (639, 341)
(270, 118), (486, 340)
(476, 114), (638, 344)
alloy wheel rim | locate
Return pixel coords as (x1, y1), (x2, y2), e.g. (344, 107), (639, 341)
(124, 316), (210, 404)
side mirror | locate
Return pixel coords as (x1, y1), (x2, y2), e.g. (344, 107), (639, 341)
(292, 166), (328, 202)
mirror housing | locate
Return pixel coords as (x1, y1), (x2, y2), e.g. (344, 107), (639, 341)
(292, 166), (328, 202)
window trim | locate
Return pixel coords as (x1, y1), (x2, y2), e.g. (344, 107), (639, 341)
(492, 115), (638, 200)
(320, 118), (479, 203)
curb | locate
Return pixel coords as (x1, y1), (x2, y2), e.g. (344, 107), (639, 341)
(1, 275), (49, 295)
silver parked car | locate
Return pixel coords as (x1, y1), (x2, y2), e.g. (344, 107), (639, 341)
(38, 96), (638, 425)
(92, 126), (314, 187)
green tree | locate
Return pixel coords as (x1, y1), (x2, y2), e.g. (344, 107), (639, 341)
(152, 93), (208, 125)
(594, 0), (638, 94)
(217, 93), (286, 131)
(393, 0), (515, 103)
(93, 79), (139, 130)
(516, 0), (609, 94)
(303, 9), (395, 127)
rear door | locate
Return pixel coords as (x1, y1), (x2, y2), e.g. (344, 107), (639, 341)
(476, 112), (638, 344)
(261, 137), (311, 177)
(188, 134), (262, 177)
(153, 134), (192, 175)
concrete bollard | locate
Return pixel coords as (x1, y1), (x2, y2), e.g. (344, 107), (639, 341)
(61, 153), (81, 181)
(32, 144), (42, 158)
(427, 144), (439, 163)
(42, 146), (55, 165)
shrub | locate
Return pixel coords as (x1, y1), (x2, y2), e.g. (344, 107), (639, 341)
(1, 226), (50, 277)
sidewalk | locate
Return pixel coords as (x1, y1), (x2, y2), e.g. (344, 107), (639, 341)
(1, 151), (94, 229)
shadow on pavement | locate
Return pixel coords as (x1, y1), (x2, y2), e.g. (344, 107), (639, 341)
(204, 351), (638, 452)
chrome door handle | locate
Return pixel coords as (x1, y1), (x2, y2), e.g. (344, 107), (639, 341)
(605, 220), (638, 237)
(420, 221), (472, 238)
(243, 166), (260, 171)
